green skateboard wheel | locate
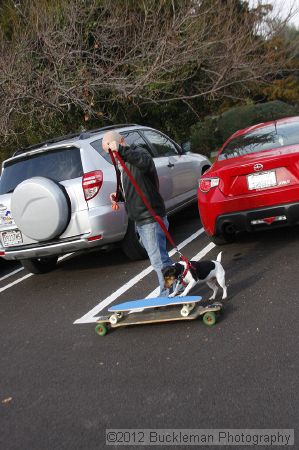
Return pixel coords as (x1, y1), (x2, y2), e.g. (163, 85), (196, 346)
(202, 311), (216, 326)
(95, 323), (108, 336)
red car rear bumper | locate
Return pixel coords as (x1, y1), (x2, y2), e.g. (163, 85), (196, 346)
(198, 186), (299, 236)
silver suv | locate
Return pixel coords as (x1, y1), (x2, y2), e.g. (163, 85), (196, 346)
(0, 124), (210, 274)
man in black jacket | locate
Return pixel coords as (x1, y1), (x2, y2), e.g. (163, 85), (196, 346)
(102, 130), (173, 296)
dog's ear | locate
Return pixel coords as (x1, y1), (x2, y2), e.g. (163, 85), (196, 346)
(162, 266), (177, 278)
(174, 263), (184, 277)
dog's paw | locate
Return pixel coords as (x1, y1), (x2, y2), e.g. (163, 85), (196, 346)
(209, 296), (216, 301)
(168, 293), (176, 298)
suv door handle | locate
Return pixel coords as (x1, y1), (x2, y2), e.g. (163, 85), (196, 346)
(167, 162), (175, 168)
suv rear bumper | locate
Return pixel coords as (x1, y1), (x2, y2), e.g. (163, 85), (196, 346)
(215, 202), (299, 235)
(0, 234), (104, 260)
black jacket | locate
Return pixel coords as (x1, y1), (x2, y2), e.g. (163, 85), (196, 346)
(118, 144), (166, 224)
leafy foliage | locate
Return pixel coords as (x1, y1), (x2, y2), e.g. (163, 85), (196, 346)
(0, 0), (298, 162)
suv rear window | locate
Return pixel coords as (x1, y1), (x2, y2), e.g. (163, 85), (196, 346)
(219, 121), (299, 160)
(0, 147), (83, 194)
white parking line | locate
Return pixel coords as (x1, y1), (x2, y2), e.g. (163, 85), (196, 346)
(0, 267), (24, 282)
(74, 228), (213, 324)
(0, 272), (33, 293)
(0, 253), (73, 294)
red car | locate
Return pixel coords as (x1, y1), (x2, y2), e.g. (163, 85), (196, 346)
(198, 116), (299, 244)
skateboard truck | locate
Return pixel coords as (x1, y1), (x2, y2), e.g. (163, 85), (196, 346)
(180, 302), (196, 317)
(109, 312), (124, 325)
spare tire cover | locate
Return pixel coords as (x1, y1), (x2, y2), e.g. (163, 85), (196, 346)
(11, 177), (70, 241)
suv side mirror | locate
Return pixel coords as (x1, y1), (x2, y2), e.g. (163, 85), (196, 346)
(181, 141), (191, 154)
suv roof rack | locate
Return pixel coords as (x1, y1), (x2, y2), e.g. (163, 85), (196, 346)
(78, 124), (138, 139)
(13, 132), (82, 156)
(12, 124), (139, 156)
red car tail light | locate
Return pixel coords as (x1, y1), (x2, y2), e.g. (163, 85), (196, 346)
(82, 170), (103, 201)
(199, 177), (220, 193)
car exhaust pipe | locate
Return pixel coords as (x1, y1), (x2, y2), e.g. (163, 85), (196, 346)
(222, 222), (236, 235)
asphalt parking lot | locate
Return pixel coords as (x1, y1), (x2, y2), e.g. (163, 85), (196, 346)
(1, 212), (298, 450)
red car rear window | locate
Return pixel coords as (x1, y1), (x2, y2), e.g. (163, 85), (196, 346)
(219, 121), (299, 160)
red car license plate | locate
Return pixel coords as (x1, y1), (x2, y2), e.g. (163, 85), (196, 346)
(247, 170), (277, 190)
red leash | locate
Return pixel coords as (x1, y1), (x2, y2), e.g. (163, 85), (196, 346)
(109, 149), (192, 273)
(108, 149), (122, 203)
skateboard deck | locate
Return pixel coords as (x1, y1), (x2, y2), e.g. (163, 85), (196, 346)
(95, 302), (223, 335)
(108, 295), (202, 313)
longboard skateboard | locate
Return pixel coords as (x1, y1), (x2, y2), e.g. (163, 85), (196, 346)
(94, 296), (223, 336)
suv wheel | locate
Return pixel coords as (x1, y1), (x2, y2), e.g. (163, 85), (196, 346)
(21, 256), (58, 274)
(187, 201), (200, 218)
(121, 220), (148, 260)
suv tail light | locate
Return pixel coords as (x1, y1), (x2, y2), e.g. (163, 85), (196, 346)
(82, 170), (103, 201)
(199, 177), (220, 193)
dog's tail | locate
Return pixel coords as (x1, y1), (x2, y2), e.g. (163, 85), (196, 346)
(216, 251), (222, 262)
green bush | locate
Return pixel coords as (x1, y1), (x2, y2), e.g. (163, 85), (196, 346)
(190, 101), (299, 157)
(189, 118), (218, 156)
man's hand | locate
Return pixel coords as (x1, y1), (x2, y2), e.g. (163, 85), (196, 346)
(109, 141), (119, 152)
(110, 192), (117, 203)
(110, 192), (119, 211)
(102, 140), (119, 153)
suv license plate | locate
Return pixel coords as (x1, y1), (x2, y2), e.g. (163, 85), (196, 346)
(1, 230), (23, 247)
(247, 170), (277, 190)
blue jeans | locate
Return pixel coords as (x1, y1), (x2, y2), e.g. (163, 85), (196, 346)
(136, 216), (173, 296)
